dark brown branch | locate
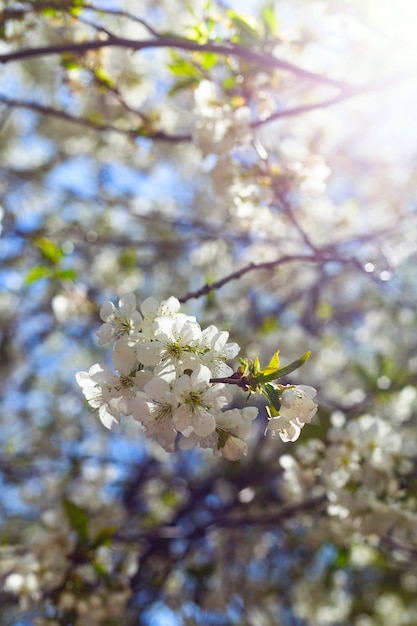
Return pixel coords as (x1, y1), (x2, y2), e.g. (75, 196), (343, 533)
(178, 252), (362, 303)
(252, 70), (417, 128)
(2, 72), (413, 145)
(0, 95), (191, 142)
(0, 34), (348, 88)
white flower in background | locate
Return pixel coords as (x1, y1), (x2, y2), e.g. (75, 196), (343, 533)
(172, 365), (232, 438)
(266, 385), (318, 443)
(299, 155), (331, 197)
(96, 293), (142, 345)
(193, 81), (252, 157)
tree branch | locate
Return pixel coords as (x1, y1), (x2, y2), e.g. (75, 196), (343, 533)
(178, 251), (363, 303)
(0, 95), (192, 142)
(0, 34), (348, 88)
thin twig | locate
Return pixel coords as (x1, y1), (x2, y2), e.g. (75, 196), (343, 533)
(179, 252), (360, 303)
(0, 95), (192, 142)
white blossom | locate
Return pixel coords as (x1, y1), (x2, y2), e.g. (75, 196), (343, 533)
(136, 315), (202, 378)
(178, 406), (258, 460)
(172, 365), (232, 438)
(199, 325), (240, 377)
(76, 364), (138, 429)
(130, 377), (177, 452)
(139, 296), (186, 339)
(96, 293), (142, 345)
(266, 385), (318, 443)
(280, 385), (318, 425)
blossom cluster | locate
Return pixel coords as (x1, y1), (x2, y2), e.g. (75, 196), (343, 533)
(76, 294), (259, 460)
(76, 294), (318, 459)
(279, 413), (417, 541)
(1, 506), (134, 624)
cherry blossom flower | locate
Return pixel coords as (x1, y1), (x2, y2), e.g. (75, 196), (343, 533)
(96, 293), (142, 345)
(76, 363), (146, 430)
(137, 315), (203, 377)
(199, 325), (240, 377)
(279, 385), (318, 425)
(172, 365), (232, 438)
(130, 377), (177, 452)
(266, 385), (318, 443)
(178, 406), (258, 460)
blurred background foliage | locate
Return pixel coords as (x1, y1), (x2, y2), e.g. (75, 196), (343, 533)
(1, 0), (417, 624)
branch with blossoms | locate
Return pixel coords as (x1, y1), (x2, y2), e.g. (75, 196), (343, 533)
(76, 294), (318, 460)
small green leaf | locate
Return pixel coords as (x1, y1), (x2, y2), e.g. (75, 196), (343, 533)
(261, 4), (279, 37)
(263, 382), (281, 416)
(252, 351), (311, 384)
(168, 54), (202, 78)
(92, 560), (109, 577)
(41, 8), (58, 17)
(168, 76), (200, 96)
(94, 67), (114, 88)
(201, 51), (218, 70)
(89, 527), (116, 550)
(62, 499), (89, 544)
(34, 237), (63, 264)
(335, 547), (350, 568)
(259, 350), (280, 377)
(222, 76), (238, 90)
(52, 268), (77, 281)
(227, 9), (260, 42)
(161, 490), (178, 508)
(267, 351), (311, 382)
(25, 265), (52, 285)
(61, 53), (81, 71)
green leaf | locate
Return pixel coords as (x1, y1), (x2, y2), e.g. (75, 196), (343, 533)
(252, 351), (311, 384)
(25, 265), (52, 285)
(89, 527), (116, 550)
(60, 53), (81, 71)
(168, 54), (202, 79)
(52, 268), (77, 281)
(200, 51), (218, 70)
(168, 76), (200, 96)
(335, 547), (350, 568)
(41, 8), (58, 17)
(94, 67), (114, 88)
(34, 237), (63, 264)
(222, 76), (238, 90)
(267, 351), (311, 381)
(259, 350), (280, 377)
(161, 490), (178, 508)
(227, 9), (260, 42)
(92, 560), (109, 577)
(261, 4), (279, 37)
(62, 499), (89, 543)
(263, 382), (281, 416)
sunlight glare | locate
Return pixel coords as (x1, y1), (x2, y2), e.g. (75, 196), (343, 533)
(369, 0), (417, 69)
